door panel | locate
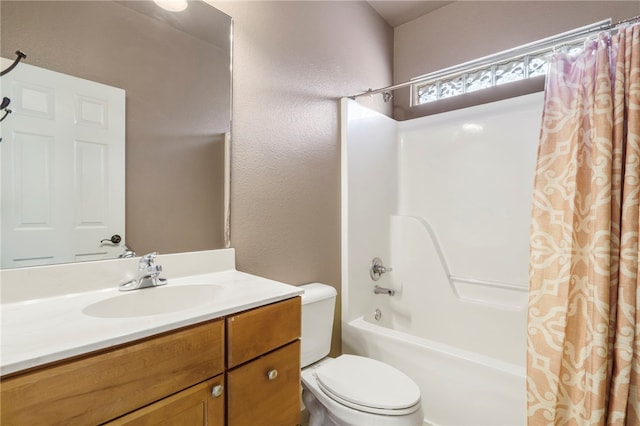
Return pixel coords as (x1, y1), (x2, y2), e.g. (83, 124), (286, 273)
(1, 59), (125, 267)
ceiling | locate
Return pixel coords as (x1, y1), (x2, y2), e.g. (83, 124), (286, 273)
(367, 1), (453, 27)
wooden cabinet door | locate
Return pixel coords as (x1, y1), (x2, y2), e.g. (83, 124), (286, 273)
(1, 319), (224, 425)
(227, 341), (301, 426)
(227, 297), (301, 368)
(105, 376), (225, 426)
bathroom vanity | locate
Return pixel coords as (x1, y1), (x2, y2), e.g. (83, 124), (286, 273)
(0, 249), (303, 425)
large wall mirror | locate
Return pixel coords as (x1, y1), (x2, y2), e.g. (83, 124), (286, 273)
(1, 0), (232, 268)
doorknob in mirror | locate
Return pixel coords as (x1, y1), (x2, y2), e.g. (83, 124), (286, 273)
(100, 234), (122, 245)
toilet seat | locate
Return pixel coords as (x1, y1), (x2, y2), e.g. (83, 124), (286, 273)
(313, 355), (421, 416)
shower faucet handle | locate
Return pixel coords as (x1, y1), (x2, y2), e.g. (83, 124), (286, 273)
(370, 257), (392, 281)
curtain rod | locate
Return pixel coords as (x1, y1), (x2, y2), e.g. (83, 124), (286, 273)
(349, 16), (639, 100)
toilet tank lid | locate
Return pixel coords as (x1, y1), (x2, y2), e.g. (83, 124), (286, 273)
(300, 283), (337, 304)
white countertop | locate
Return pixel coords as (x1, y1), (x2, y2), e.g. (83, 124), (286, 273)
(1, 270), (303, 376)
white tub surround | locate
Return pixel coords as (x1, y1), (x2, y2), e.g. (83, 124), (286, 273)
(342, 94), (543, 425)
(0, 249), (303, 376)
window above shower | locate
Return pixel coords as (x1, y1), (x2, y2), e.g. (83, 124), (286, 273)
(411, 20), (608, 106)
(413, 44), (582, 105)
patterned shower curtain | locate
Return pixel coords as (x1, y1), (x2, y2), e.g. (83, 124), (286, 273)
(528, 23), (639, 425)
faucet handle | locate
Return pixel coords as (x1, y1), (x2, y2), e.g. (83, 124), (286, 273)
(146, 264), (163, 276)
(370, 257), (392, 281)
(139, 252), (159, 269)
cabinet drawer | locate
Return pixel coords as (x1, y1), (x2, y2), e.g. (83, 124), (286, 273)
(1, 319), (224, 425)
(227, 340), (301, 426)
(227, 297), (301, 368)
(106, 375), (225, 426)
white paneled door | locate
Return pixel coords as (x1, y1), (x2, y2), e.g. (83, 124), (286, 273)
(0, 59), (125, 268)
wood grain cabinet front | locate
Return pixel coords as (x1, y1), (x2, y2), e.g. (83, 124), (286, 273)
(228, 340), (301, 426)
(105, 375), (225, 426)
(227, 297), (302, 426)
(0, 297), (302, 426)
(0, 319), (224, 425)
(226, 297), (301, 369)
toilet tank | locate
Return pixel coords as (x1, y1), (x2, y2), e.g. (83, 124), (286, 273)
(300, 283), (337, 368)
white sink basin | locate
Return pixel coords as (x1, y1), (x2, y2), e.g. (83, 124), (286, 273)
(82, 285), (225, 318)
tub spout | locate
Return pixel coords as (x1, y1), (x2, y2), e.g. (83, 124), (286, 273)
(374, 285), (395, 296)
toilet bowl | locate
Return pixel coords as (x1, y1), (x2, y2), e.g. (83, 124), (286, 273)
(300, 283), (424, 426)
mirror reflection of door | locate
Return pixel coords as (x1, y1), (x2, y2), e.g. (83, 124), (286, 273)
(1, 60), (125, 268)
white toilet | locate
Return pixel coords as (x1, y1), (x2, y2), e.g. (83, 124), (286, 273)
(300, 283), (424, 426)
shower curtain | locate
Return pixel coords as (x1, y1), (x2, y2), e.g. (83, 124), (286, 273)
(528, 23), (639, 425)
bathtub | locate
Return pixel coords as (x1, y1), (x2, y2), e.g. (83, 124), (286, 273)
(343, 316), (526, 426)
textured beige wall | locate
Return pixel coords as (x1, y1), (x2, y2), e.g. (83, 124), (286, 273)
(1, 1), (229, 256)
(213, 1), (393, 354)
(393, 1), (640, 119)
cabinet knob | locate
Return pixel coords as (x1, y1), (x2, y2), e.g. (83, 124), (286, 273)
(211, 384), (224, 398)
(267, 369), (278, 381)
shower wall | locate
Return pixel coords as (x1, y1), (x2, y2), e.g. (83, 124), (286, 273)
(341, 99), (398, 323)
(343, 92), (544, 366)
(399, 93), (542, 289)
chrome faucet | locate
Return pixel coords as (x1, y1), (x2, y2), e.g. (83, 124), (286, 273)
(370, 257), (392, 281)
(374, 285), (395, 296)
(118, 249), (136, 258)
(119, 252), (167, 291)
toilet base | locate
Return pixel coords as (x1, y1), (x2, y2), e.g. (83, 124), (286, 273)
(303, 388), (336, 426)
